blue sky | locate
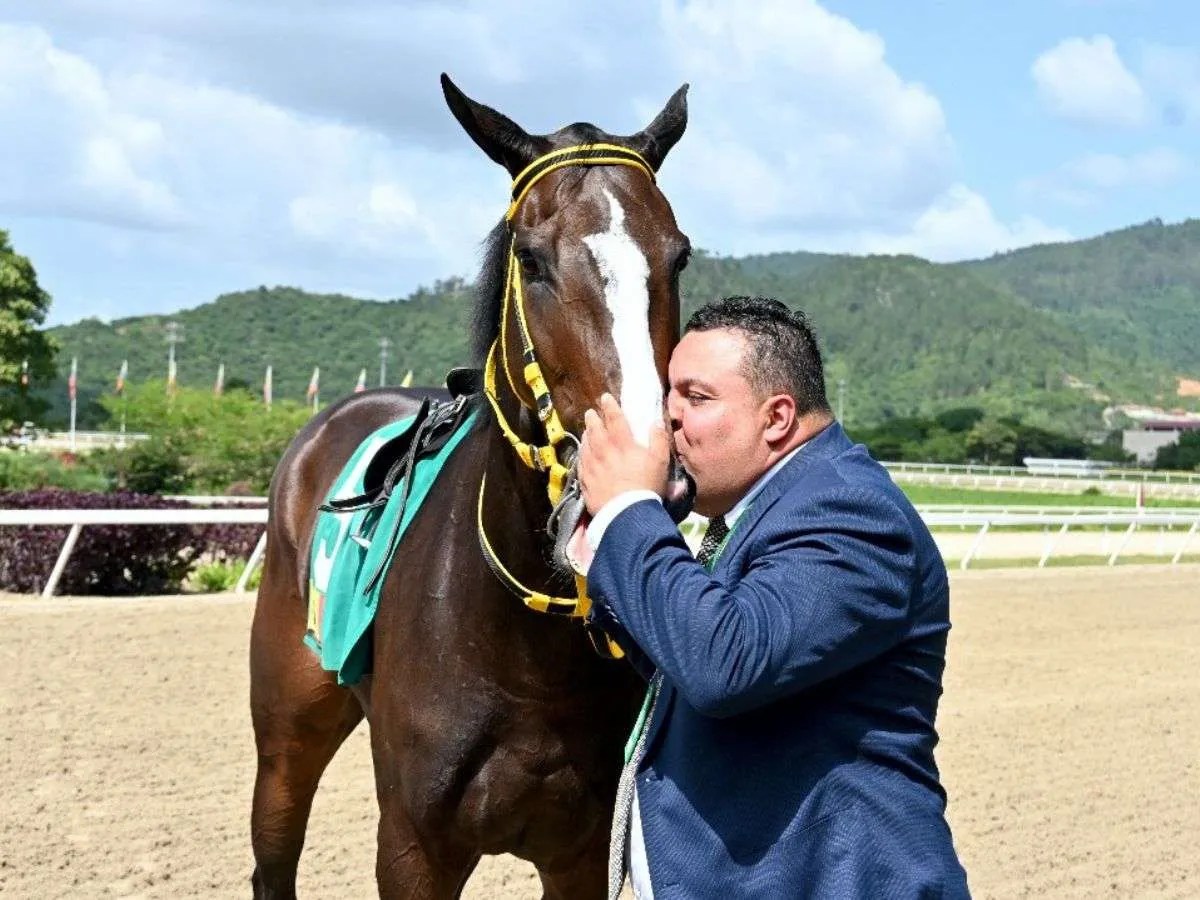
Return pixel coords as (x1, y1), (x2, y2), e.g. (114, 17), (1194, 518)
(1, 0), (1197, 326)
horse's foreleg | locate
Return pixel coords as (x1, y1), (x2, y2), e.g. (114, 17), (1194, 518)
(373, 806), (479, 900)
(535, 828), (611, 900)
(249, 577), (364, 899)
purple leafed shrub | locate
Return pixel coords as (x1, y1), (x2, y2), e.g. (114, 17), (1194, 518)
(197, 514), (264, 564)
(0, 490), (265, 595)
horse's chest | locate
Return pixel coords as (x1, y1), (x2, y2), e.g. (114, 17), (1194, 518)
(376, 691), (618, 858)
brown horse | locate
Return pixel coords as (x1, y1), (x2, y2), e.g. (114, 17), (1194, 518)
(249, 75), (692, 898)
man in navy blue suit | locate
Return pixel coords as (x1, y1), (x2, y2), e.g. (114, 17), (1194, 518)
(578, 297), (970, 898)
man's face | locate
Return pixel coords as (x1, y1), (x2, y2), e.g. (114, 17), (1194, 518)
(666, 328), (772, 517)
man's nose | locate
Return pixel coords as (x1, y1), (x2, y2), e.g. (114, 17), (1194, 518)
(665, 392), (683, 431)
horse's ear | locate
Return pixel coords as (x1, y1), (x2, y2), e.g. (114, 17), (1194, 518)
(441, 73), (548, 177)
(632, 84), (689, 171)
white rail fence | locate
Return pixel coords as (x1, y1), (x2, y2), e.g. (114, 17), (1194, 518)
(1, 506), (1196, 598)
(922, 511), (1200, 570)
(887, 469), (1200, 500)
(6, 429), (152, 452)
(882, 460), (1200, 485)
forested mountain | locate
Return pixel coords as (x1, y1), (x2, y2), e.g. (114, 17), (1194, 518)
(41, 219), (1200, 432)
(962, 218), (1200, 374)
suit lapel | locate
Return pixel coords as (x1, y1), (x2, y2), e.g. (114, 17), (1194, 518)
(642, 423), (852, 764)
(714, 421), (851, 571)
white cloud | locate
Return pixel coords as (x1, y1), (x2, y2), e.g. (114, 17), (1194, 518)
(1032, 35), (1147, 128)
(857, 185), (1072, 261)
(0, 23), (504, 276)
(659, 0), (956, 243)
(0, 24), (185, 227)
(1020, 147), (1188, 207)
(0, 4), (1077, 322)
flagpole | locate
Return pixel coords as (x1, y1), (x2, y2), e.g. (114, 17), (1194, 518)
(117, 360), (128, 449)
(165, 321), (183, 398)
(68, 356), (77, 452)
(307, 366), (320, 415)
(19, 358), (28, 426)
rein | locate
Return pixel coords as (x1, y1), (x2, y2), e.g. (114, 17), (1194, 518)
(477, 143), (654, 648)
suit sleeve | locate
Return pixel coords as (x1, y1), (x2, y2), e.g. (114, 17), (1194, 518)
(587, 489), (917, 718)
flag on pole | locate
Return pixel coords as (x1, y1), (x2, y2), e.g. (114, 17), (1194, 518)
(20, 359), (28, 387)
(306, 366), (320, 401)
(354, 368), (367, 393)
(214, 362), (225, 396)
(115, 360), (128, 395)
(68, 357), (78, 452)
(263, 365), (273, 410)
(399, 369), (414, 388)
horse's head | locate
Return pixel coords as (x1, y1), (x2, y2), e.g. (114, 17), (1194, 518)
(443, 74), (694, 576)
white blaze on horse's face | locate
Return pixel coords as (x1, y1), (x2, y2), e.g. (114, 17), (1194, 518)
(582, 188), (662, 448)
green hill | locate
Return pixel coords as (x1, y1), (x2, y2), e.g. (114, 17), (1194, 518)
(40, 220), (1200, 432)
(963, 218), (1200, 375)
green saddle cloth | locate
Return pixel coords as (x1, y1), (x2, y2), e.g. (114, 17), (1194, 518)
(304, 408), (479, 685)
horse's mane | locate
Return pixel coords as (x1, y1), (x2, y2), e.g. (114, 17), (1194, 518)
(471, 219), (509, 365)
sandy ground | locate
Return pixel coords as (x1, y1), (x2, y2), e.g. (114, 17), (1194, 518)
(1, 565), (1198, 899)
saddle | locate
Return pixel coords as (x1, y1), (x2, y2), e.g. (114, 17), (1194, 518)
(321, 372), (481, 590)
(304, 374), (482, 684)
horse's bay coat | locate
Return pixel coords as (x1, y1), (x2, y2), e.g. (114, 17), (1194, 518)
(588, 422), (971, 898)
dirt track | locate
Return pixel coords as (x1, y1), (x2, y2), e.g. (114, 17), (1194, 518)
(2, 565), (1198, 898)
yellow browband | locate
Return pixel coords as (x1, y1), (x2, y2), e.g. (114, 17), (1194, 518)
(478, 142), (654, 646)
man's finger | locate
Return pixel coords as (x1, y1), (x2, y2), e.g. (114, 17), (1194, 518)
(649, 418), (672, 465)
(598, 393), (635, 445)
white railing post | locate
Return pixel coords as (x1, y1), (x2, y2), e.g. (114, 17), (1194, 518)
(1172, 520), (1199, 565)
(237, 532), (268, 594)
(42, 523), (83, 599)
(1039, 520), (1072, 568)
(1108, 521), (1138, 567)
(960, 521), (990, 570)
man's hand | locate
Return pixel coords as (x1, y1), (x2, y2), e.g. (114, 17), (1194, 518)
(579, 393), (671, 515)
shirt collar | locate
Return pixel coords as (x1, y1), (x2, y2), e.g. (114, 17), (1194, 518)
(724, 442), (804, 530)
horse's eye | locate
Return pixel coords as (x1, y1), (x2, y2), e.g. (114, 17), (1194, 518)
(673, 248), (691, 275)
(516, 249), (542, 281)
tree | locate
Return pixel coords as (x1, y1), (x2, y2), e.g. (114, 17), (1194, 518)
(965, 418), (1019, 465)
(1154, 431), (1200, 472)
(94, 380), (311, 493)
(0, 230), (58, 430)
(934, 407), (985, 434)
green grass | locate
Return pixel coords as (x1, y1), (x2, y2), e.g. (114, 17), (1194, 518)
(899, 484), (1199, 509)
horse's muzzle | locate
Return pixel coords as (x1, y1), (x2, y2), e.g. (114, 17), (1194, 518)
(553, 447), (695, 578)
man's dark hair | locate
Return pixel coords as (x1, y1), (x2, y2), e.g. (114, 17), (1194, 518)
(685, 296), (830, 415)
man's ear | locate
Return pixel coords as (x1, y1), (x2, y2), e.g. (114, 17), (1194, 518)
(762, 394), (797, 445)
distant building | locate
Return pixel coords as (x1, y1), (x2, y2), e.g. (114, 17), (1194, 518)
(1123, 419), (1200, 465)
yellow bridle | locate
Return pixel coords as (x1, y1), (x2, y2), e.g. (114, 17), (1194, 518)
(477, 142), (655, 644)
